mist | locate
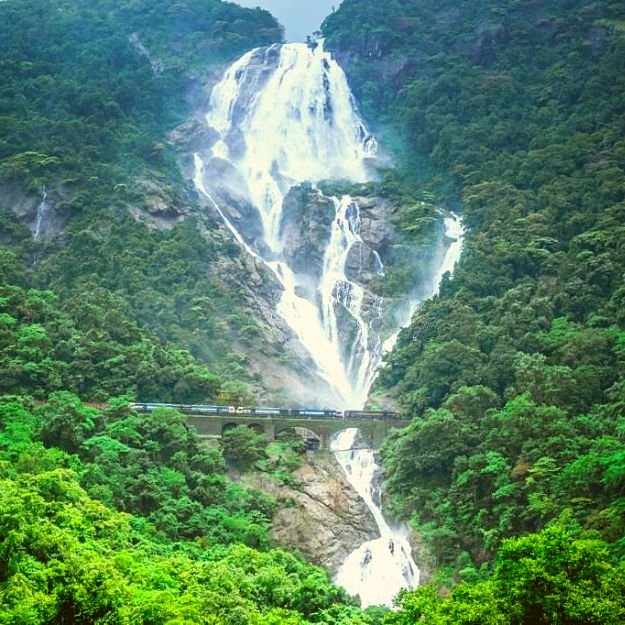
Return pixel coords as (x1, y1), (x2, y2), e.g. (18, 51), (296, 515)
(234, 0), (341, 43)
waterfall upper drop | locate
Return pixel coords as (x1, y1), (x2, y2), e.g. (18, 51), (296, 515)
(206, 43), (375, 252)
(196, 42), (382, 406)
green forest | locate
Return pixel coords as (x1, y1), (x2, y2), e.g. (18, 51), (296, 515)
(1, 0), (625, 622)
(0, 0), (282, 400)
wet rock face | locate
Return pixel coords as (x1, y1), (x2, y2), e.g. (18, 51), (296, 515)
(344, 241), (383, 284)
(250, 453), (379, 574)
(355, 196), (395, 254)
(0, 182), (69, 241)
(169, 117), (219, 154)
(280, 184), (336, 278)
(280, 187), (396, 285)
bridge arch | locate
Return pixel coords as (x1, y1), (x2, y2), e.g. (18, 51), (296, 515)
(276, 426), (322, 450)
(222, 422), (239, 435)
(328, 426), (374, 451)
(179, 409), (409, 449)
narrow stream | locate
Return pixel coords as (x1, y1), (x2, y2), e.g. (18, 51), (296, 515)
(330, 215), (464, 607)
(33, 186), (49, 240)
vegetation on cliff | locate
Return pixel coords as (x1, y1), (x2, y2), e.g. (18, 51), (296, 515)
(0, 0), (283, 401)
(324, 0), (625, 614)
(0, 1), (372, 621)
(0, 0), (281, 193)
(0, 349), (376, 623)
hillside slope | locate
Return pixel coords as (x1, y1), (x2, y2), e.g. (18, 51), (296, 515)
(324, 0), (625, 584)
(0, 0), (289, 403)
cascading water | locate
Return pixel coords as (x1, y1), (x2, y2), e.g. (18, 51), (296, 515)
(332, 429), (419, 607)
(332, 217), (464, 608)
(196, 41), (380, 406)
(319, 196), (384, 404)
(382, 213), (465, 354)
(33, 186), (49, 240)
(206, 43), (375, 253)
(195, 40), (465, 607)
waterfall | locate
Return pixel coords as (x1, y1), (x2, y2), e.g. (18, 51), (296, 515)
(382, 213), (465, 354)
(195, 41), (465, 607)
(33, 186), (49, 240)
(331, 429), (419, 607)
(331, 217), (464, 608)
(205, 43), (375, 253)
(319, 196), (384, 404)
(197, 41), (379, 406)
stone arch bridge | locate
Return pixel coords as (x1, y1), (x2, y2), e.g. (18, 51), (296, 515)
(185, 412), (409, 450)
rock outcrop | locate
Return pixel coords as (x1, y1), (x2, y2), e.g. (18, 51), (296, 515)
(280, 183), (335, 280)
(280, 187), (395, 288)
(0, 181), (70, 241)
(246, 452), (379, 574)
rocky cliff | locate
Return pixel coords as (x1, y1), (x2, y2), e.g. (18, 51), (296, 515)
(245, 452), (379, 574)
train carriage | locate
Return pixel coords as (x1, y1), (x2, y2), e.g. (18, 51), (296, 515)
(132, 403), (401, 420)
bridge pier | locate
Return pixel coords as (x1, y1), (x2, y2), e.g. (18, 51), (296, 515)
(263, 421), (275, 440)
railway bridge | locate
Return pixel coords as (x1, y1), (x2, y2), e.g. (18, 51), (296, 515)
(186, 412), (408, 450)
(133, 404), (409, 450)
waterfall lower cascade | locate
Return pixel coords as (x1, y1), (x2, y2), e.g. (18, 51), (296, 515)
(329, 217), (463, 607)
(332, 429), (419, 607)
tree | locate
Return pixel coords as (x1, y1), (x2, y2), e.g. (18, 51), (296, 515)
(221, 426), (268, 470)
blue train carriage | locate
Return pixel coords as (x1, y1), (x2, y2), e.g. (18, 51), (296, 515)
(343, 410), (401, 419)
(186, 404), (232, 415)
(131, 403), (401, 420)
(296, 408), (342, 418)
(132, 402), (178, 412)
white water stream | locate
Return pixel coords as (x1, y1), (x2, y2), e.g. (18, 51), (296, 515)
(197, 41), (379, 406)
(33, 186), (49, 240)
(331, 217), (464, 607)
(332, 429), (419, 607)
(195, 40), (464, 607)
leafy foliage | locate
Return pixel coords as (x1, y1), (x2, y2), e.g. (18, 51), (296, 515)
(0, 0), (281, 395)
(387, 527), (625, 625)
(0, 0), (281, 193)
(0, 394), (275, 546)
(221, 425), (270, 471)
(0, 280), (220, 402)
(0, 388), (386, 622)
(0, 466), (367, 624)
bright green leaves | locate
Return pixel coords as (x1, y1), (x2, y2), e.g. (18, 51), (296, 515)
(0, 396), (375, 623)
(0, 468), (363, 624)
(494, 527), (625, 625)
(0, 282), (224, 402)
(324, 0), (625, 582)
(38, 391), (97, 453)
(389, 527), (625, 625)
(221, 425), (269, 471)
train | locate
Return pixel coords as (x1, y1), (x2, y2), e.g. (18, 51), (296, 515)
(131, 403), (401, 420)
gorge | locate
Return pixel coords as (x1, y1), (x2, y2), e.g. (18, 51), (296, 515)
(194, 41), (460, 409)
(2, 0), (621, 620)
